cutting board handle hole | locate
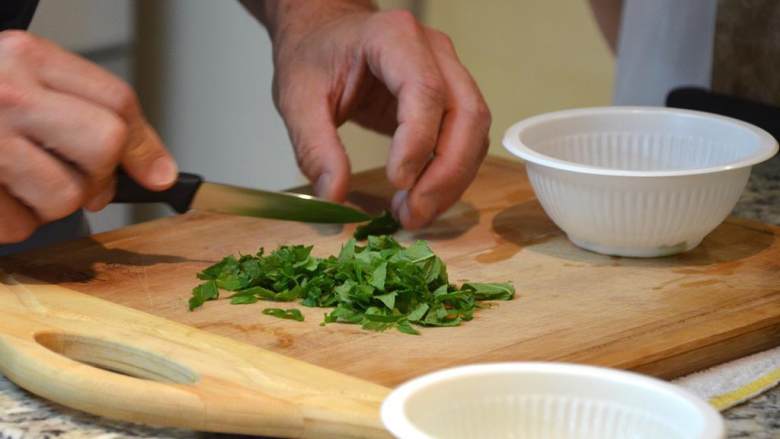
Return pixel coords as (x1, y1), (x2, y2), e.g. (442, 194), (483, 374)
(34, 332), (198, 384)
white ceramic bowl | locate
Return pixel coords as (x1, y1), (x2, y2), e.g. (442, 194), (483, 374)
(502, 107), (778, 257)
(381, 362), (724, 439)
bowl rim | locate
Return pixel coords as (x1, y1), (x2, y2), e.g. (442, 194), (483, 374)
(380, 362), (725, 439)
(502, 106), (779, 178)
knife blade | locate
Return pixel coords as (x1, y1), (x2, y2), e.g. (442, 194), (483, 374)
(112, 172), (372, 224)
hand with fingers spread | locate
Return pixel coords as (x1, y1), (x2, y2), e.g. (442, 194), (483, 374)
(0, 30), (177, 243)
(245, 0), (491, 229)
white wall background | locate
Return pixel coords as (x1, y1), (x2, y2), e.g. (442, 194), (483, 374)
(29, 0), (132, 53)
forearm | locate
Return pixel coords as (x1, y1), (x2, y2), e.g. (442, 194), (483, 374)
(239, 0), (376, 43)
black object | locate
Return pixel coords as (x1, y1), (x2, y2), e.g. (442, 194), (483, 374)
(666, 87), (780, 147)
(113, 171), (203, 214)
(1, 0), (39, 31)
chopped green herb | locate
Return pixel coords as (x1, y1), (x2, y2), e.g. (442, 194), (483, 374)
(189, 236), (514, 334)
(188, 279), (219, 310)
(262, 308), (305, 322)
(229, 293), (259, 305)
(353, 211), (401, 240)
(462, 282), (516, 301)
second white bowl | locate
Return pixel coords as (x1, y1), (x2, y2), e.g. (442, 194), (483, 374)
(502, 107), (778, 257)
(381, 362), (724, 439)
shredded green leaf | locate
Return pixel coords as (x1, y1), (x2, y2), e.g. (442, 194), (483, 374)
(189, 279), (219, 310)
(262, 308), (305, 322)
(189, 235), (514, 334)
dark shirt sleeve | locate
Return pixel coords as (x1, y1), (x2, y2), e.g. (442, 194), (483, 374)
(0, 0), (39, 31)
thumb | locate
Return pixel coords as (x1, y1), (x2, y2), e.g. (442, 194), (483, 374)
(282, 93), (351, 202)
(121, 120), (178, 191)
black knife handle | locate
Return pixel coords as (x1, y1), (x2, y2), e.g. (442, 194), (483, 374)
(112, 171), (203, 213)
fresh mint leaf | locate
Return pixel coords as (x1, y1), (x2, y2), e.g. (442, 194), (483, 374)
(375, 292), (396, 310)
(230, 294), (259, 305)
(216, 272), (249, 290)
(397, 320), (420, 335)
(361, 320), (394, 332)
(189, 280), (219, 310)
(197, 256), (235, 281)
(406, 303), (429, 322)
(402, 240), (435, 263)
(463, 282), (515, 301)
(262, 308), (304, 322)
(273, 285), (302, 302)
(236, 285), (276, 299)
(325, 304), (363, 323)
(370, 262), (387, 290)
(339, 239), (356, 262)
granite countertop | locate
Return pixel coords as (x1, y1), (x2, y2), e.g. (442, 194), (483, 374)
(1, 156), (779, 439)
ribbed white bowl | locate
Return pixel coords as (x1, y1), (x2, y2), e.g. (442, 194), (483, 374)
(381, 363), (724, 439)
(502, 107), (778, 257)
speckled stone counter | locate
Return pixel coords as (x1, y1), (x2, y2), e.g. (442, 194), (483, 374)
(1, 156), (779, 439)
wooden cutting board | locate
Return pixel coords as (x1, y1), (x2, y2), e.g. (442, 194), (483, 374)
(2, 156), (779, 389)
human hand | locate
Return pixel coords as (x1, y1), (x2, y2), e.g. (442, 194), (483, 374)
(254, 1), (491, 229)
(0, 31), (177, 243)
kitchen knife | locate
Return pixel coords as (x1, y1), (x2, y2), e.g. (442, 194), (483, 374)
(112, 172), (372, 223)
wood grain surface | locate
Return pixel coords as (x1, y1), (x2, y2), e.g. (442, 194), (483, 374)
(0, 273), (390, 438)
(2, 157), (779, 387)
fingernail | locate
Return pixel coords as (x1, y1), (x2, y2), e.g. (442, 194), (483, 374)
(150, 157), (178, 187)
(315, 173), (332, 199)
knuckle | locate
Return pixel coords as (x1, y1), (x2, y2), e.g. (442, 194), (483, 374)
(0, 135), (24, 159)
(0, 137), (27, 176)
(59, 181), (85, 213)
(106, 80), (138, 117)
(94, 116), (128, 170)
(0, 30), (38, 59)
(481, 103), (493, 127)
(276, 90), (295, 117)
(467, 99), (492, 128)
(33, 170), (85, 220)
(274, 79), (305, 118)
(430, 30), (456, 52)
(378, 10), (420, 33)
(49, 180), (84, 218)
(407, 125), (439, 153)
(0, 82), (29, 109)
(0, 218), (36, 243)
(271, 81), (283, 112)
(448, 155), (479, 182)
(293, 140), (321, 179)
(388, 159), (420, 189)
(416, 74), (447, 107)
(477, 136), (491, 161)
